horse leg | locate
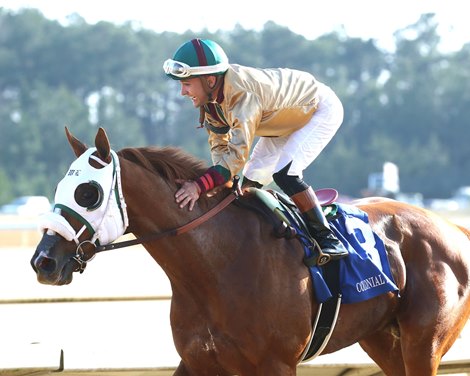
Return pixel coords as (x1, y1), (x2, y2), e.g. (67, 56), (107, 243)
(359, 321), (406, 376)
(394, 255), (470, 374)
(173, 360), (232, 376)
(361, 321), (445, 375)
(173, 362), (189, 376)
(173, 359), (297, 376)
(250, 359), (296, 376)
(397, 321), (445, 376)
(396, 287), (470, 375)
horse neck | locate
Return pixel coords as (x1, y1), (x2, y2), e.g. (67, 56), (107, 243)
(120, 158), (229, 289)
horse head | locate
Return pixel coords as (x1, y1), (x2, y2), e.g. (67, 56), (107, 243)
(30, 127), (129, 285)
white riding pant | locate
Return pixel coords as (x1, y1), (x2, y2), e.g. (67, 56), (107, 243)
(243, 83), (344, 186)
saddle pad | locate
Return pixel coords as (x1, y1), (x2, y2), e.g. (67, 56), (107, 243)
(297, 203), (399, 304)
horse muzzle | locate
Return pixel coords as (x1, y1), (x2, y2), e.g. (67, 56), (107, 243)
(31, 233), (76, 285)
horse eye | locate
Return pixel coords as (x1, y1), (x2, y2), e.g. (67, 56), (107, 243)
(74, 181), (103, 210)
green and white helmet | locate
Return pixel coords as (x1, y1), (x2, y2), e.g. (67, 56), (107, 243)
(163, 38), (229, 80)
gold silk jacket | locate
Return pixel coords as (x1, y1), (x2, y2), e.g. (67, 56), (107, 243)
(204, 64), (320, 177)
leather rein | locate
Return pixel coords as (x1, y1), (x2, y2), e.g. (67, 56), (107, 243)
(94, 191), (238, 254)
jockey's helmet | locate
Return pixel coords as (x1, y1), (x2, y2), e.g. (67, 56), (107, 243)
(163, 38), (229, 80)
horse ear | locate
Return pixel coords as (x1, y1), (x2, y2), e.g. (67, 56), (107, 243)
(95, 127), (111, 161)
(65, 126), (87, 157)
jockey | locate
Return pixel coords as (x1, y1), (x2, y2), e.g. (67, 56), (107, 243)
(163, 38), (348, 262)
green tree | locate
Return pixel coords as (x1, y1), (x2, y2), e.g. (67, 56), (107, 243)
(0, 8), (469, 203)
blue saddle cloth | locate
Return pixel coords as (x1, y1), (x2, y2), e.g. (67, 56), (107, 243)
(293, 203), (399, 304)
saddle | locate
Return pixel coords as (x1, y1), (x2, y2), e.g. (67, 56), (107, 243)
(240, 187), (339, 242)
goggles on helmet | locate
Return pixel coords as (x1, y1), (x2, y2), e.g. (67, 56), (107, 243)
(163, 59), (228, 78)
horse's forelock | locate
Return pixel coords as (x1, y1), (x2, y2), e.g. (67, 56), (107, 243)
(118, 147), (208, 183)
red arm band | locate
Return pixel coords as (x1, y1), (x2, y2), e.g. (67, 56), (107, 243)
(195, 166), (231, 193)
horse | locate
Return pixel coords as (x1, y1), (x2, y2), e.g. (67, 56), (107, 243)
(31, 127), (470, 376)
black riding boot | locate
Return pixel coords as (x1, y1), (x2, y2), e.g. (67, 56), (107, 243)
(241, 177), (263, 189)
(291, 187), (348, 265)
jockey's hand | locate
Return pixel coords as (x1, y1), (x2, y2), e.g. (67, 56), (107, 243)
(175, 179), (201, 211)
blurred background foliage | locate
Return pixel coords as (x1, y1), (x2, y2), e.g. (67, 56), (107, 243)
(0, 8), (469, 204)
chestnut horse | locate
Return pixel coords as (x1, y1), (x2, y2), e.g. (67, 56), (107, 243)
(31, 127), (470, 376)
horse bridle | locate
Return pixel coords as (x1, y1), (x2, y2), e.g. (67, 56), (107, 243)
(72, 240), (99, 273)
(42, 148), (128, 273)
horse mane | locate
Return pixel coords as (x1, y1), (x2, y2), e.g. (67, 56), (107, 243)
(457, 224), (470, 240)
(118, 146), (209, 185)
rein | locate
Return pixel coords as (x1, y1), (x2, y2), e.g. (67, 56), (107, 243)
(94, 192), (237, 253)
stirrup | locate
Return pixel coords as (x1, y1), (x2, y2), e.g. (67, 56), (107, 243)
(317, 248), (347, 266)
(304, 241), (347, 267)
(317, 249), (332, 266)
(303, 249), (331, 267)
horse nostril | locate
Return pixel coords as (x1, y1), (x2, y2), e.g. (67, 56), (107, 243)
(35, 256), (57, 274)
(30, 258), (38, 273)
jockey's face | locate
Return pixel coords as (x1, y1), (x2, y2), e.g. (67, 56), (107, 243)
(179, 76), (216, 108)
